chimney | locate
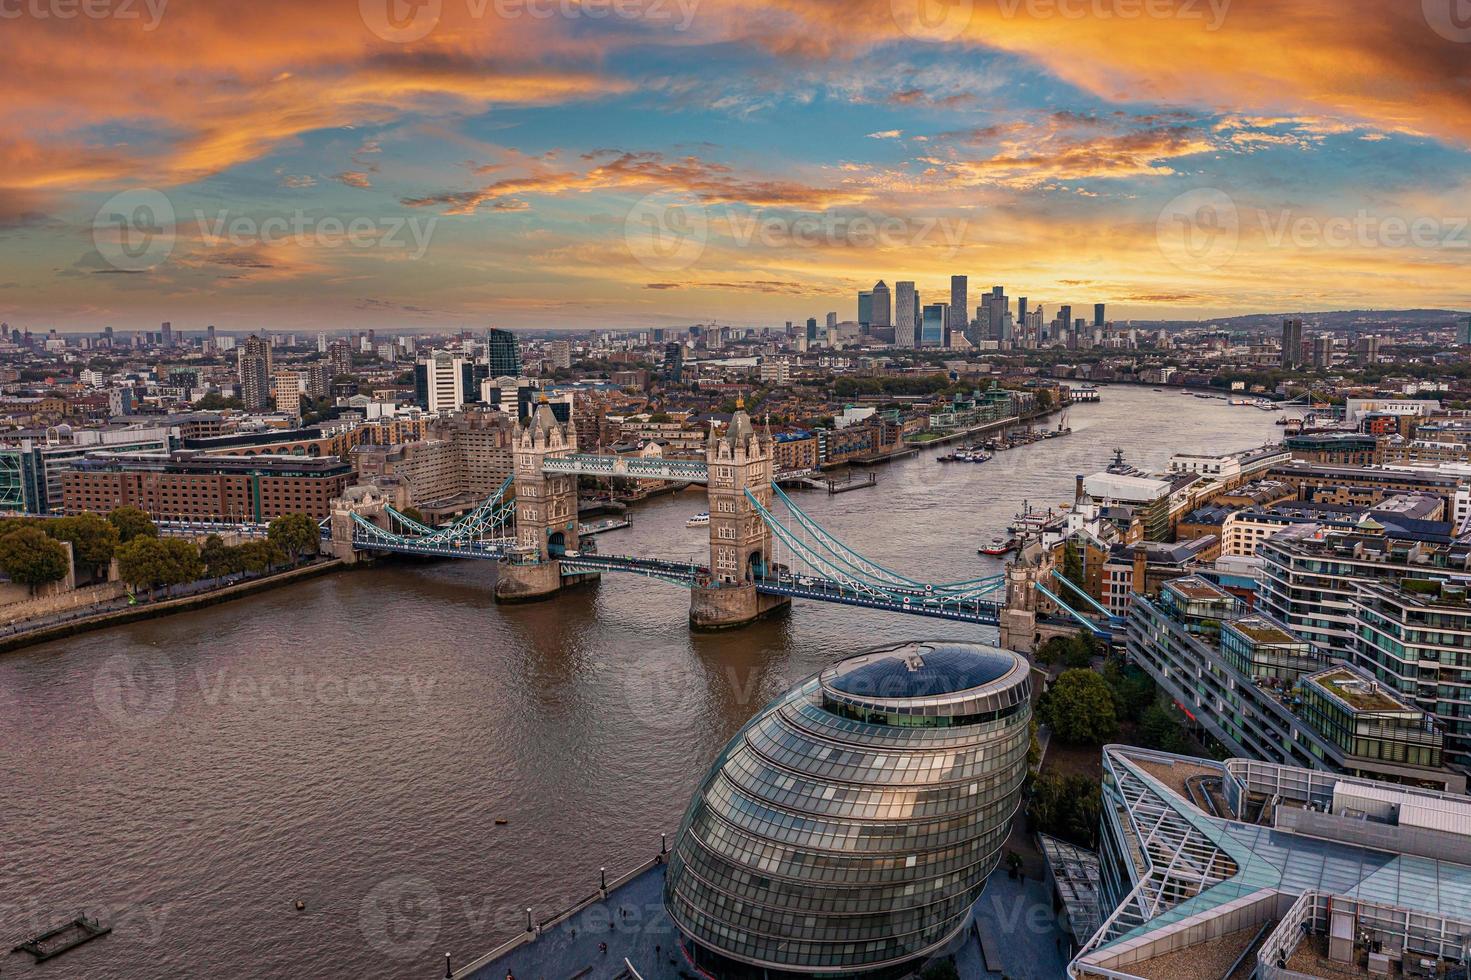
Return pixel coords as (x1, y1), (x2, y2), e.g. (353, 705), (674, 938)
(1074, 474), (1085, 503)
(1132, 544), (1149, 595)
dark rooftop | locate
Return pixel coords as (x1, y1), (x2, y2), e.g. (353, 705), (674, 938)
(826, 642), (1016, 699)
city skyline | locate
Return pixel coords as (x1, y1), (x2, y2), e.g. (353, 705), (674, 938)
(3, 2), (1471, 331)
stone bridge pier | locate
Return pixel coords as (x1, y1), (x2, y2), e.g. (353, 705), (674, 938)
(689, 400), (789, 631)
(327, 485), (399, 564)
(495, 399), (599, 604)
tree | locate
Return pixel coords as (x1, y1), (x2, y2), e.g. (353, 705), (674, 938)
(267, 513), (318, 563)
(1061, 540), (1085, 589)
(50, 512), (119, 578)
(1102, 660), (1157, 724)
(1040, 669), (1118, 744)
(1139, 700), (1195, 755)
(1035, 631), (1096, 671)
(237, 539), (286, 574)
(116, 537), (202, 596)
(108, 506), (158, 544)
(0, 527), (70, 593)
(1027, 772), (1101, 848)
(398, 506), (425, 526)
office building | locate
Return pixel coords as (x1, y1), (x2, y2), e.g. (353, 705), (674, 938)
(920, 302), (947, 347)
(160, 321), (173, 347)
(487, 328), (521, 377)
(1281, 317), (1303, 368)
(869, 280), (892, 335)
(825, 311), (837, 330)
(949, 275), (968, 346)
(1459, 315), (1471, 346)
(666, 641), (1031, 978)
(1093, 303), (1105, 328)
(894, 281), (917, 347)
(236, 334), (272, 411)
(1354, 579), (1471, 773)
(1125, 575), (1460, 790)
(804, 317), (818, 343)
(857, 289), (873, 328)
(1071, 745), (1471, 979)
(0, 425), (173, 514)
(1017, 296), (1028, 343)
(62, 450), (354, 522)
(272, 370), (304, 418)
(661, 341), (683, 382)
(544, 340), (571, 370)
(414, 351), (466, 414)
(1258, 520), (1471, 651)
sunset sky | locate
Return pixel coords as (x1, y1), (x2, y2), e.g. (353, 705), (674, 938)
(4, 0), (1471, 332)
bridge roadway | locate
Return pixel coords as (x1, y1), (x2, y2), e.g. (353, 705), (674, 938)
(346, 531), (1007, 626)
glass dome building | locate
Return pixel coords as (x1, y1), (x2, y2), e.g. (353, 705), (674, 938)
(665, 641), (1032, 978)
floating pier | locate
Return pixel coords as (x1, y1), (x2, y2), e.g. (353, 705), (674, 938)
(11, 913), (112, 962)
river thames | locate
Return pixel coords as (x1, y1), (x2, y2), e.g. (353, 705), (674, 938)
(0, 387), (1282, 978)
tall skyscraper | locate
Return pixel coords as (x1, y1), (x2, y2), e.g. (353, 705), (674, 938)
(1058, 305), (1072, 336)
(663, 341), (684, 382)
(1017, 297), (1028, 334)
(236, 334), (272, 411)
(1281, 318), (1303, 368)
(487, 328), (521, 377)
(864, 282), (888, 339)
(316, 332), (328, 353)
(825, 312), (837, 330)
(1459, 316), (1471, 346)
(894, 281), (917, 348)
(920, 303), (947, 348)
(1094, 303), (1106, 328)
(949, 275), (968, 345)
(988, 286), (1007, 343)
(205, 324), (217, 352)
(1312, 334), (1332, 369)
(805, 317), (818, 343)
(160, 321), (173, 347)
(857, 290), (873, 328)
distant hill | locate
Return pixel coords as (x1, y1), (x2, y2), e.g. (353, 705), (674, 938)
(1137, 309), (1468, 333)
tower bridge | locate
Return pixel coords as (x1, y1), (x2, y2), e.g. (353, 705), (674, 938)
(327, 398), (1061, 632)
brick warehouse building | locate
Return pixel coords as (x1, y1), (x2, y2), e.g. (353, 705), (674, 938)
(62, 451), (353, 522)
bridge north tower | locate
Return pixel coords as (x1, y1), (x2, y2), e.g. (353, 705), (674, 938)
(496, 398), (591, 602)
(690, 400), (789, 629)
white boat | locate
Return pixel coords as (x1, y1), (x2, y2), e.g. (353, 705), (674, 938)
(685, 512), (710, 527)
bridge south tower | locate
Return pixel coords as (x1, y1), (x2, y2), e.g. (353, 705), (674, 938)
(495, 398), (592, 602)
(689, 400), (790, 629)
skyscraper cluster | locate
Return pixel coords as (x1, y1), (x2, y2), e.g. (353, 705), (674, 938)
(854, 276), (1113, 350)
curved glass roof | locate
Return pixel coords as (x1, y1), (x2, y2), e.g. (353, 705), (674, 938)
(826, 642), (1017, 700)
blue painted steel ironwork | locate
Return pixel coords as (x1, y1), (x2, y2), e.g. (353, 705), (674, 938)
(541, 454), (710, 483)
(345, 472), (1009, 624)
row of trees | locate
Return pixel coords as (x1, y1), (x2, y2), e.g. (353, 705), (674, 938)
(0, 508), (320, 599)
(0, 507), (159, 593)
